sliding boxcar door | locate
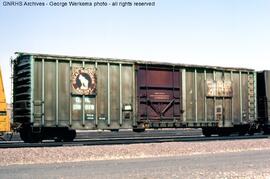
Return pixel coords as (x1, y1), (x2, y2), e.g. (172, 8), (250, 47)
(137, 65), (181, 122)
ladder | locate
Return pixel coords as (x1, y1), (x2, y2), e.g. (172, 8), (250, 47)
(248, 73), (256, 121)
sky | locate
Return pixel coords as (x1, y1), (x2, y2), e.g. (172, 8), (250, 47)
(0, 0), (270, 103)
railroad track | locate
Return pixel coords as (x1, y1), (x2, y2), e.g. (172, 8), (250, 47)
(0, 129), (202, 142)
(75, 129), (202, 139)
(0, 132), (269, 148)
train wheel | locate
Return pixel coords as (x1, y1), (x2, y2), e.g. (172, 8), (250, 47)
(248, 131), (254, 136)
(20, 128), (42, 143)
(217, 128), (231, 137)
(55, 137), (63, 142)
(19, 129), (27, 142)
(218, 132), (230, 137)
(263, 126), (270, 135)
(238, 130), (247, 136)
(110, 129), (119, 132)
(63, 129), (76, 142)
(133, 128), (145, 132)
(202, 128), (212, 137)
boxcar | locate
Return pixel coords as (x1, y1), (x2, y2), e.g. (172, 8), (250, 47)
(257, 71), (270, 133)
(0, 67), (10, 134)
(13, 52), (258, 142)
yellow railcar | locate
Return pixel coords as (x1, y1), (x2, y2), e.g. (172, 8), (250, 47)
(0, 67), (10, 133)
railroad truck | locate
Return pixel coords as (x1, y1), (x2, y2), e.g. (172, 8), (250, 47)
(12, 52), (268, 143)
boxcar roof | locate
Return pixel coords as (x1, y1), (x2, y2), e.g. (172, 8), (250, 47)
(15, 52), (254, 72)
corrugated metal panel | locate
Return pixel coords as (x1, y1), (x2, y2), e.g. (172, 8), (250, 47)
(224, 72), (232, 126)
(44, 60), (56, 126)
(33, 60), (42, 126)
(186, 70), (194, 122)
(206, 70), (215, 122)
(180, 68), (255, 127)
(29, 57), (135, 130)
(58, 61), (71, 127)
(181, 69), (186, 122)
(110, 64), (120, 128)
(122, 64), (134, 128)
(83, 62), (96, 129)
(196, 70), (205, 121)
(97, 63), (108, 128)
(13, 53), (257, 130)
(232, 72), (240, 123)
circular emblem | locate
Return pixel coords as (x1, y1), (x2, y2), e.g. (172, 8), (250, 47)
(72, 68), (96, 95)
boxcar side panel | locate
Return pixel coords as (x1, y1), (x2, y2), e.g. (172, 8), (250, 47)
(223, 72), (232, 127)
(71, 62), (83, 128)
(110, 64), (120, 128)
(206, 70), (215, 122)
(185, 70), (195, 122)
(44, 61), (56, 126)
(196, 70), (205, 121)
(30, 57), (136, 130)
(14, 53), (257, 132)
(242, 73), (248, 123)
(58, 61), (71, 127)
(97, 63), (108, 128)
(232, 72), (240, 123)
(180, 68), (255, 127)
(121, 65), (134, 128)
(33, 60), (42, 126)
(84, 62), (96, 129)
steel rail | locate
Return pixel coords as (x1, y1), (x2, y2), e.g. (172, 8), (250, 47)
(0, 134), (269, 149)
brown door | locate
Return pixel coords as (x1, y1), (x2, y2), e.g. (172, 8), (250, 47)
(137, 65), (181, 121)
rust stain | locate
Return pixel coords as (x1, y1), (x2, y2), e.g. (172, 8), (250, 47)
(207, 80), (232, 97)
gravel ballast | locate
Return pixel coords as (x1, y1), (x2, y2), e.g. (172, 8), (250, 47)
(0, 139), (270, 166)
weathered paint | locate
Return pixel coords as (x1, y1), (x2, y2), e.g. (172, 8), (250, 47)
(0, 67), (10, 132)
(257, 71), (270, 126)
(25, 57), (134, 129)
(204, 70), (207, 122)
(254, 72), (257, 120)
(30, 55), (34, 123)
(119, 63), (122, 126)
(194, 69), (198, 122)
(42, 59), (45, 126)
(13, 52), (257, 130)
(239, 71), (243, 123)
(230, 71), (233, 123)
(137, 65), (181, 121)
(69, 60), (72, 126)
(56, 60), (59, 126)
(181, 69), (186, 122)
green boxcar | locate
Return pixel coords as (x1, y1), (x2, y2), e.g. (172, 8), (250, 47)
(13, 52), (257, 142)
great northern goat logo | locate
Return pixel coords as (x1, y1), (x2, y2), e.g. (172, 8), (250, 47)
(72, 68), (96, 95)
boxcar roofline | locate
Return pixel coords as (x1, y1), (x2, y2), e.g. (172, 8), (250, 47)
(15, 52), (254, 72)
